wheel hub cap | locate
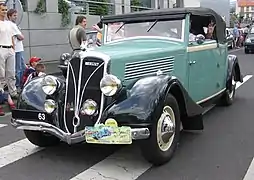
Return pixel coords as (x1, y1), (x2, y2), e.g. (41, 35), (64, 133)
(161, 114), (175, 143)
(157, 106), (176, 152)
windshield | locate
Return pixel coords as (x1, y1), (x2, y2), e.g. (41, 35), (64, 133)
(105, 19), (184, 43)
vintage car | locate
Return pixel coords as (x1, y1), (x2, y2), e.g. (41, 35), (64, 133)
(11, 7), (243, 166)
(244, 28), (254, 54)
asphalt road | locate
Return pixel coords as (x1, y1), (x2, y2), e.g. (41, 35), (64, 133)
(0, 48), (253, 180)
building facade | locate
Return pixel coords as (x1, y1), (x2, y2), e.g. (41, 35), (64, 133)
(235, 0), (254, 20)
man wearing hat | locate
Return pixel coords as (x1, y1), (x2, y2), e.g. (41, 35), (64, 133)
(21, 57), (41, 88)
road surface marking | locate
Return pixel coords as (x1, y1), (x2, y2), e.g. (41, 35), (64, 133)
(0, 124), (7, 128)
(243, 158), (254, 180)
(70, 146), (152, 180)
(236, 75), (253, 89)
(0, 138), (43, 168)
(202, 75), (252, 115)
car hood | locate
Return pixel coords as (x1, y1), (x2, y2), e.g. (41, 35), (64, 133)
(93, 38), (185, 59)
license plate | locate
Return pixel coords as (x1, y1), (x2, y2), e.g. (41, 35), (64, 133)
(85, 125), (132, 145)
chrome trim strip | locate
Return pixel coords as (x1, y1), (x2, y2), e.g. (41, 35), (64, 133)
(187, 43), (217, 52)
(79, 62), (105, 110)
(125, 56), (174, 66)
(63, 62), (71, 133)
(73, 57), (84, 133)
(11, 118), (151, 144)
(105, 36), (184, 44)
(79, 51), (111, 126)
(196, 88), (226, 104)
(125, 63), (174, 74)
(124, 57), (174, 81)
(125, 70), (173, 81)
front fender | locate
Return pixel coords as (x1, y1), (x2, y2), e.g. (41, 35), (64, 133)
(17, 76), (65, 111)
(105, 75), (202, 127)
(227, 55), (243, 84)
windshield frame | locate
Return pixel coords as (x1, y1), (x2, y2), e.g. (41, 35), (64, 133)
(103, 18), (186, 44)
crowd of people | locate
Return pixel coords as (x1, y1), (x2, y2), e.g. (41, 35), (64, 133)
(232, 23), (250, 49)
(0, 2), (45, 115)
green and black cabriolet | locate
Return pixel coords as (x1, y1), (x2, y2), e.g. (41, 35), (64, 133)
(11, 7), (243, 166)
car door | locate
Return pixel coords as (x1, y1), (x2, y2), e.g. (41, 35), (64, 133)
(187, 39), (219, 103)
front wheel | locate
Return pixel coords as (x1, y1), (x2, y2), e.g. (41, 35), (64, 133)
(245, 48), (249, 54)
(24, 130), (60, 147)
(140, 94), (180, 166)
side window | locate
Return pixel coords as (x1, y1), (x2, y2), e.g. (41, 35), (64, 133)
(189, 15), (218, 43)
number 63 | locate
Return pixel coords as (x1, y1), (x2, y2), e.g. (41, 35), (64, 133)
(38, 113), (46, 120)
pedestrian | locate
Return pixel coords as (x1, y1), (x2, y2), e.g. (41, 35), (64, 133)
(92, 20), (103, 46)
(21, 56), (41, 88)
(68, 15), (87, 51)
(7, 9), (25, 92)
(233, 23), (240, 48)
(0, 88), (16, 116)
(0, 2), (18, 99)
(23, 63), (46, 86)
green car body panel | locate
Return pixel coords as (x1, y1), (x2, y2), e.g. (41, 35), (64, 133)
(93, 16), (228, 103)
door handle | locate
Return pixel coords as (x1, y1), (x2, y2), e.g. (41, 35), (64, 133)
(189, 61), (196, 65)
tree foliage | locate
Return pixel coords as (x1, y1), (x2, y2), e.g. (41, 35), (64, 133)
(93, 0), (109, 16)
(131, 0), (142, 12)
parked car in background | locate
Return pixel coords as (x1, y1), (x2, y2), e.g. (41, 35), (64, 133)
(244, 31), (254, 53)
(11, 7), (243, 166)
(226, 28), (234, 49)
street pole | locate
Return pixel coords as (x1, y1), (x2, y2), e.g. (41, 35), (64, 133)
(13, 0), (16, 9)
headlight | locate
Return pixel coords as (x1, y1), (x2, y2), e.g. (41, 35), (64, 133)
(44, 99), (56, 114)
(60, 53), (71, 65)
(42, 75), (59, 95)
(80, 99), (98, 116)
(100, 74), (122, 96)
(246, 38), (251, 43)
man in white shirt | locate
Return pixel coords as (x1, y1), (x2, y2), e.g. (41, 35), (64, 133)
(7, 9), (25, 90)
(0, 2), (18, 98)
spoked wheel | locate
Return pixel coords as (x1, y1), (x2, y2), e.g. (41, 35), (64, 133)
(140, 94), (180, 166)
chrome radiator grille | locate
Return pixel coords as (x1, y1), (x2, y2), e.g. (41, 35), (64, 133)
(124, 57), (175, 81)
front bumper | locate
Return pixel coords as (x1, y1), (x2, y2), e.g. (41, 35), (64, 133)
(11, 117), (150, 145)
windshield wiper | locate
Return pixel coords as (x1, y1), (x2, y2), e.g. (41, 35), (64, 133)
(147, 20), (158, 32)
(114, 22), (126, 34)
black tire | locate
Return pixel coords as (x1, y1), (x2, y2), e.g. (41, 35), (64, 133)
(24, 130), (60, 147)
(220, 69), (236, 106)
(245, 49), (249, 54)
(140, 94), (181, 166)
(230, 41), (234, 49)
